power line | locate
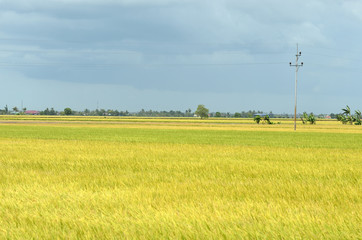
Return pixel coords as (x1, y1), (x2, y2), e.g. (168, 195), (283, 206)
(0, 48), (291, 57)
(0, 61), (286, 68)
(303, 52), (362, 63)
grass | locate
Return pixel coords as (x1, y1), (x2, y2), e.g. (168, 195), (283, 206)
(0, 118), (361, 239)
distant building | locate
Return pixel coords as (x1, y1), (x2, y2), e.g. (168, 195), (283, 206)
(25, 110), (40, 115)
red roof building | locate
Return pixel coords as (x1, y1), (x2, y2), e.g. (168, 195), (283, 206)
(25, 110), (40, 115)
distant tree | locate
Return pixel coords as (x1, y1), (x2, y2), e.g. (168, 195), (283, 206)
(185, 108), (192, 117)
(84, 109), (90, 116)
(301, 112), (316, 124)
(139, 109), (146, 116)
(339, 105), (355, 125)
(64, 108), (72, 115)
(342, 105), (354, 124)
(234, 112), (241, 118)
(248, 111), (255, 118)
(337, 105), (361, 125)
(337, 114), (348, 124)
(195, 105), (209, 119)
(119, 110), (129, 116)
(4, 105), (8, 114)
(49, 108), (56, 115)
(263, 115), (272, 124)
(317, 114), (325, 119)
(97, 109), (106, 116)
(254, 115), (272, 124)
(12, 106), (19, 113)
(301, 112), (308, 124)
(215, 112), (221, 118)
(106, 109), (114, 116)
(254, 115), (261, 124)
(307, 113), (316, 124)
(41, 108), (50, 115)
(342, 105), (351, 116)
(354, 110), (361, 125)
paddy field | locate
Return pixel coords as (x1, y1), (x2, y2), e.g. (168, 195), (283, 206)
(0, 116), (361, 239)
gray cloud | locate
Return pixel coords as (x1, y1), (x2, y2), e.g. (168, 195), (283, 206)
(0, 0), (361, 112)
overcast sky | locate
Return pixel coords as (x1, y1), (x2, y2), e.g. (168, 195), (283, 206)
(1, 0), (361, 113)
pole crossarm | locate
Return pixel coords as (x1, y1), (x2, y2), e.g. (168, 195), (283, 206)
(289, 44), (303, 131)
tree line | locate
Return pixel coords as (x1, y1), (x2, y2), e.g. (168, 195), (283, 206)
(0, 104), (359, 121)
(337, 106), (361, 125)
(0, 106), (272, 118)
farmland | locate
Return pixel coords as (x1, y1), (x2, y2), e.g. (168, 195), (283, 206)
(0, 117), (361, 239)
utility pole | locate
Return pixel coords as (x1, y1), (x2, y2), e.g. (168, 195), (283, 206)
(289, 44), (303, 131)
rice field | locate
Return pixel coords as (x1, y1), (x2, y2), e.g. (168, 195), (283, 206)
(0, 117), (361, 239)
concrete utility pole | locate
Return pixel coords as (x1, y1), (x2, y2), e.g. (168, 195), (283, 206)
(290, 44), (303, 131)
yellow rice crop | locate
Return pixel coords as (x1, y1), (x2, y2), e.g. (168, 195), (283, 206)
(0, 119), (361, 239)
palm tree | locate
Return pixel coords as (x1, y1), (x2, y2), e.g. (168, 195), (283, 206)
(338, 115), (348, 124)
(342, 105), (351, 116)
(341, 105), (354, 124)
(355, 110), (361, 118)
(355, 110), (361, 125)
(338, 106), (361, 125)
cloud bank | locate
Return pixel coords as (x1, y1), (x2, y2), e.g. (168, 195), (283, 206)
(0, 0), (361, 112)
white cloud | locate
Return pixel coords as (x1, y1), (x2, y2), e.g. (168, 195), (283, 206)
(0, 0), (190, 9)
(283, 22), (330, 47)
(343, 1), (362, 21)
